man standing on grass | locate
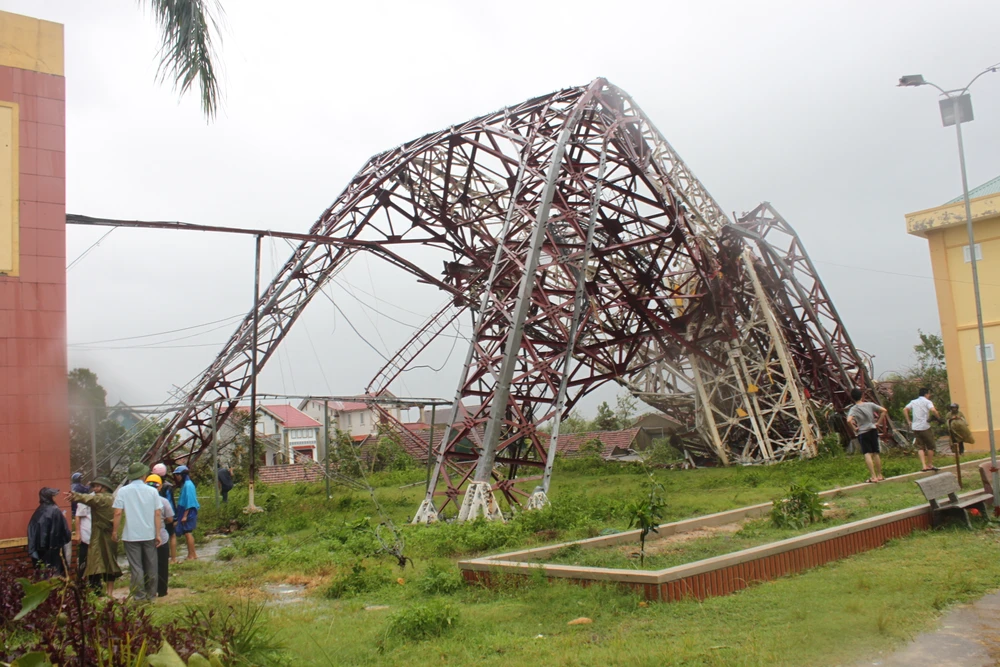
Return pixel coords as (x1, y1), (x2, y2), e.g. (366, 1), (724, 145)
(847, 388), (887, 483)
(904, 387), (940, 472)
(217, 464), (234, 504)
(112, 462), (163, 602)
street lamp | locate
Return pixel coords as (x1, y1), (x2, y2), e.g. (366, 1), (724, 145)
(899, 64), (1000, 508)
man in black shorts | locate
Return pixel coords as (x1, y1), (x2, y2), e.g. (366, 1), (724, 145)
(847, 388), (887, 483)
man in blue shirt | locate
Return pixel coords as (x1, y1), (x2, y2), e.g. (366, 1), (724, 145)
(173, 465), (200, 561)
(112, 462), (163, 602)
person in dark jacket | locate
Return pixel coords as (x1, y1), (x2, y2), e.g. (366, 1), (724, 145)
(217, 464), (234, 503)
(70, 472), (89, 516)
(27, 488), (72, 576)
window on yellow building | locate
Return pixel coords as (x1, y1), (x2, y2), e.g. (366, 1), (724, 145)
(964, 244), (983, 263)
(975, 343), (995, 362)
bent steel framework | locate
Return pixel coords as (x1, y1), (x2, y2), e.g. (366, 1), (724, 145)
(148, 78), (886, 521)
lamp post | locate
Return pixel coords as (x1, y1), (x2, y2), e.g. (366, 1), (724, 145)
(899, 65), (1000, 508)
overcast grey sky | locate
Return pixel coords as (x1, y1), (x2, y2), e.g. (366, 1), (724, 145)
(8, 0), (1000, 417)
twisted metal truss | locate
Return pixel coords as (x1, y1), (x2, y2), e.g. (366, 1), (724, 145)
(149, 78), (883, 519)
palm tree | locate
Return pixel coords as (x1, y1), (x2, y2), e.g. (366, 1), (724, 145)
(143, 0), (225, 120)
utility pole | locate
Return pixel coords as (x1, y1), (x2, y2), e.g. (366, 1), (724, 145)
(324, 403), (331, 500)
(211, 402), (220, 507)
(247, 235), (262, 513)
(425, 405), (436, 489)
(899, 66), (1000, 509)
(89, 407), (98, 477)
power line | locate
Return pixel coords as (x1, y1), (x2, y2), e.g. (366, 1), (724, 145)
(72, 341), (225, 351)
(69, 313), (245, 346)
(316, 285), (389, 362)
(69, 320), (240, 349)
(67, 227), (117, 271)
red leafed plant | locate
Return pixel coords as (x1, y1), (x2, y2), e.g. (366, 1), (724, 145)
(0, 560), (285, 665)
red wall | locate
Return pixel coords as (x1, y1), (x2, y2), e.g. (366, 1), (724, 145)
(0, 64), (68, 542)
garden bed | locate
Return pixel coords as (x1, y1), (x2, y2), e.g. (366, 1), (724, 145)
(458, 460), (993, 602)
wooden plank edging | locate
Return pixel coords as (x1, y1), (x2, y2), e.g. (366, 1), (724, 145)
(483, 458), (991, 564)
(459, 486), (991, 599)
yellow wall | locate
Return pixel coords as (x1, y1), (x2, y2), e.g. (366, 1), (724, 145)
(0, 11), (64, 76)
(906, 196), (1000, 449)
(0, 102), (16, 276)
(0, 10), (64, 277)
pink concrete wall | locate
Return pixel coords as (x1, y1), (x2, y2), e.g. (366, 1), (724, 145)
(0, 64), (69, 541)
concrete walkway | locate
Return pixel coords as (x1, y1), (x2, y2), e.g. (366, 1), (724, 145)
(861, 591), (1000, 666)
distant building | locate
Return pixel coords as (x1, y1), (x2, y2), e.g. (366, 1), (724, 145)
(229, 404), (322, 465)
(905, 176), (1000, 449)
(298, 395), (405, 438)
(543, 427), (651, 460)
(108, 401), (143, 431)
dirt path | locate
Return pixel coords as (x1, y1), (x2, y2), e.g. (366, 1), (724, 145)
(859, 590), (1000, 666)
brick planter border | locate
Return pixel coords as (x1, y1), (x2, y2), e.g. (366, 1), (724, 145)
(458, 463), (994, 603)
(460, 505), (935, 601)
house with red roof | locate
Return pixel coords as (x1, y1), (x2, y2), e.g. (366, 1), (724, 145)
(298, 394), (406, 439)
(544, 427), (651, 460)
(230, 404), (322, 465)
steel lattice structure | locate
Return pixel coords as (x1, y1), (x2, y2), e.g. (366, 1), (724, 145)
(149, 78), (885, 521)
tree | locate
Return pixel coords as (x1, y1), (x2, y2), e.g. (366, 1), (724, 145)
(615, 392), (638, 427)
(68, 368), (125, 476)
(592, 401), (619, 431)
(142, 0), (225, 120)
(884, 331), (951, 424)
(579, 437), (604, 459)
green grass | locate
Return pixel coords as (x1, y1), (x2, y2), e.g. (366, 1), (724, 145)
(547, 480), (932, 570)
(154, 452), (997, 666)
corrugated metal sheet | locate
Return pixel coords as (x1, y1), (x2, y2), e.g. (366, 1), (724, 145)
(946, 174), (1000, 204)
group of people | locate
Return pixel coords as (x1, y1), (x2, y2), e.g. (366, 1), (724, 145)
(27, 462), (201, 602)
(847, 386), (974, 484)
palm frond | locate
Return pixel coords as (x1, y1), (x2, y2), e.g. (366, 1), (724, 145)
(141, 0), (225, 120)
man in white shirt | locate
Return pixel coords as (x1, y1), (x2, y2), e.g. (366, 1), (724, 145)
(904, 387), (941, 472)
(74, 499), (91, 583)
(112, 462), (163, 602)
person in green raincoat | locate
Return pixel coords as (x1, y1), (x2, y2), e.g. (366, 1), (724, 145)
(66, 477), (122, 595)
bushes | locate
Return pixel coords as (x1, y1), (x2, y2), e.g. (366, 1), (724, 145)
(417, 562), (463, 596)
(324, 561), (392, 599)
(0, 561), (286, 666)
(383, 600), (457, 645)
(770, 482), (823, 529)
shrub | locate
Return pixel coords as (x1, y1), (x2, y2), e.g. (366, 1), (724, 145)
(383, 600), (457, 645)
(645, 437), (684, 467)
(324, 561), (392, 599)
(579, 438), (604, 459)
(216, 547), (238, 562)
(417, 562), (463, 596)
(624, 480), (667, 566)
(0, 561), (286, 666)
(770, 482), (823, 529)
(816, 433), (844, 458)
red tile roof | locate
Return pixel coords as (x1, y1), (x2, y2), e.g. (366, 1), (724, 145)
(260, 404), (321, 429)
(544, 427), (642, 458)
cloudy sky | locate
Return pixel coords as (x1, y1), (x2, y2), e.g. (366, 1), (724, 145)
(9, 0), (1000, 418)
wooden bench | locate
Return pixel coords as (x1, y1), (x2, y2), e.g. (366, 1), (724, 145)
(915, 472), (992, 528)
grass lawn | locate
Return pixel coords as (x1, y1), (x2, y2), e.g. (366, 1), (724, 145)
(151, 452), (998, 666)
(546, 479), (938, 570)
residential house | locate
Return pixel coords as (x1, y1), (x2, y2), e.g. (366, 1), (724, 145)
(108, 401), (143, 431)
(229, 404), (322, 465)
(631, 412), (684, 441)
(298, 395), (406, 440)
(543, 427), (652, 460)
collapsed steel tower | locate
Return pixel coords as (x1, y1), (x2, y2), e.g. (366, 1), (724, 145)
(149, 78), (883, 521)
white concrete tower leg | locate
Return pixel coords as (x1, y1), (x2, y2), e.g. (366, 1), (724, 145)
(462, 85), (597, 521)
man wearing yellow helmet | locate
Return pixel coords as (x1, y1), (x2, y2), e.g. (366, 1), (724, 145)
(145, 474), (175, 598)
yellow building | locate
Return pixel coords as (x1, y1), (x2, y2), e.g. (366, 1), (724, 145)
(905, 175), (1000, 450)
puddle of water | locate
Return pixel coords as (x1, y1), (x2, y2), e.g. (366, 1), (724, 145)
(262, 583), (306, 606)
